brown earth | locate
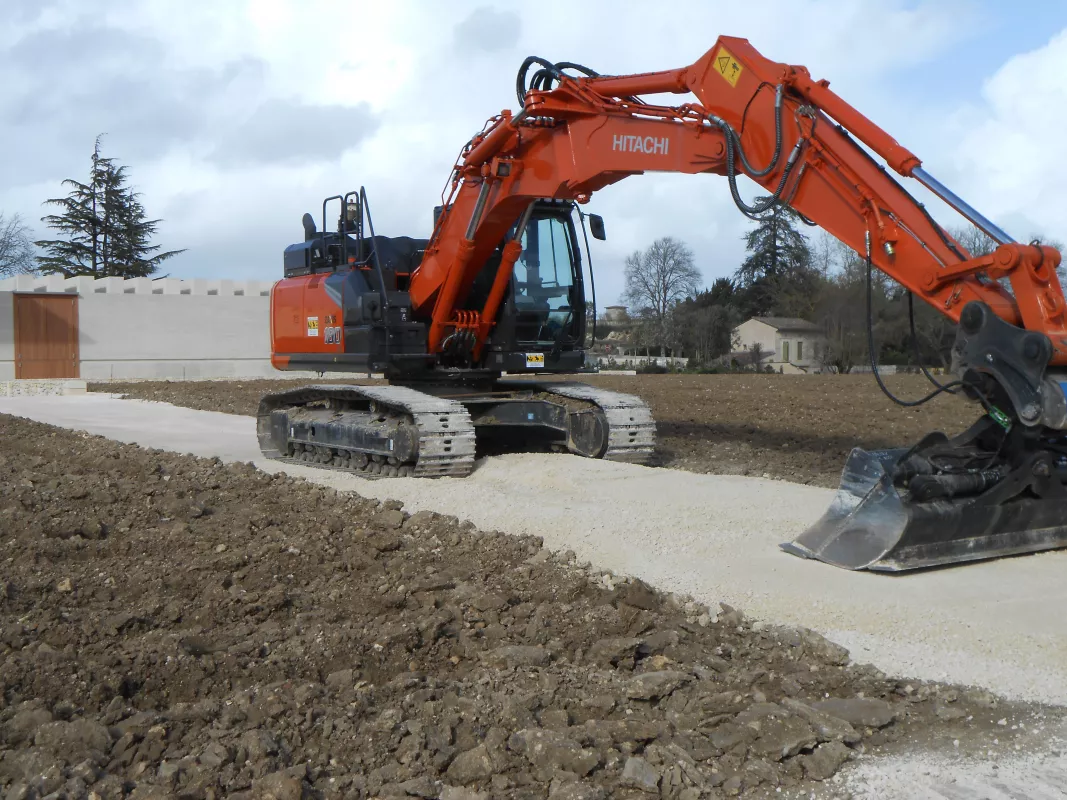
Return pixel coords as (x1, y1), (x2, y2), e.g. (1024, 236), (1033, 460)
(91, 374), (976, 487)
(0, 414), (1053, 799)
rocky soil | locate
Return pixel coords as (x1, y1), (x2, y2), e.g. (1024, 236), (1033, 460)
(89, 374), (976, 487)
(0, 414), (1051, 799)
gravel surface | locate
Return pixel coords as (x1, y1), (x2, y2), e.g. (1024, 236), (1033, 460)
(834, 743), (1067, 799)
(89, 373), (978, 487)
(4, 413), (1053, 799)
(4, 395), (1067, 712)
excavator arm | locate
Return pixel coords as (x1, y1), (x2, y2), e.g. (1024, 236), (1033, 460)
(408, 36), (1067, 571)
(412, 35), (1066, 381)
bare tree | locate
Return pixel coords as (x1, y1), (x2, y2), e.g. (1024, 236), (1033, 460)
(624, 236), (702, 353)
(0, 212), (36, 278)
(948, 225), (997, 258)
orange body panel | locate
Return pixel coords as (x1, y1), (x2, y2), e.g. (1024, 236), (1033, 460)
(405, 35), (1067, 364)
(270, 274), (345, 370)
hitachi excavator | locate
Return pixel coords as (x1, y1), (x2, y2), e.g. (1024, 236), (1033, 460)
(260, 36), (1067, 573)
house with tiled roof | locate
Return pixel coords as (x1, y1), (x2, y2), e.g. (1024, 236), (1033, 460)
(732, 316), (826, 373)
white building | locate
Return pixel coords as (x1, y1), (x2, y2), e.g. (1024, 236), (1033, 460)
(732, 316), (826, 373)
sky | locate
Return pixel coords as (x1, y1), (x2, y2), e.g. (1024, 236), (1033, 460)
(3, 0), (1067, 306)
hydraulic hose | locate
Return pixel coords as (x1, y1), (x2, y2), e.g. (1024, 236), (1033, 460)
(712, 111), (804, 220)
(865, 230), (966, 407)
(907, 291), (958, 394)
(731, 85), (784, 178)
(516, 57), (601, 105)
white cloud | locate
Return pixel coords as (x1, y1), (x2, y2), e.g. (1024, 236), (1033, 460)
(2, 0), (1023, 309)
(943, 28), (1067, 246)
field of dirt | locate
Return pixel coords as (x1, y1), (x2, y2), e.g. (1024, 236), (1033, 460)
(91, 375), (976, 487)
(1, 413), (1054, 799)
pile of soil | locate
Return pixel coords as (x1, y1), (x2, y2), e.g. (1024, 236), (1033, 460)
(0, 414), (1042, 799)
(91, 374), (977, 487)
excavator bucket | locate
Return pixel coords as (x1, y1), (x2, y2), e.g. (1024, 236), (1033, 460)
(781, 446), (1067, 571)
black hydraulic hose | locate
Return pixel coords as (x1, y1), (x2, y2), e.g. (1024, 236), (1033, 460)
(715, 116), (802, 220)
(865, 232), (966, 407)
(516, 57), (560, 104)
(553, 61), (600, 78)
(516, 57), (601, 105)
(907, 291), (958, 394)
(710, 89), (810, 220)
(732, 84), (784, 179)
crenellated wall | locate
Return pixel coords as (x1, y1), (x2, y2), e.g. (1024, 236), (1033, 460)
(0, 275), (295, 380)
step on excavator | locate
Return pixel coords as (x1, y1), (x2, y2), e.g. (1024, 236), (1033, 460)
(261, 36), (1067, 572)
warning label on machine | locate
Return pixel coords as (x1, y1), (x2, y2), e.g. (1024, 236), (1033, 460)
(526, 353), (545, 368)
(306, 317), (319, 336)
(714, 46), (743, 87)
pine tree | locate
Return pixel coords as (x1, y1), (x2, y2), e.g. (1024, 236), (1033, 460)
(36, 136), (183, 278)
(733, 197), (818, 318)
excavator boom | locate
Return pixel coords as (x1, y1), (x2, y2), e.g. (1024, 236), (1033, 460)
(411, 37), (1065, 372)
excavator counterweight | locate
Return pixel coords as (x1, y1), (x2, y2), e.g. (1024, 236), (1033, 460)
(263, 37), (1067, 572)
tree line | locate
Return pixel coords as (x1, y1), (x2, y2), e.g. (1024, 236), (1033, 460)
(613, 197), (1064, 372)
(0, 137), (182, 279)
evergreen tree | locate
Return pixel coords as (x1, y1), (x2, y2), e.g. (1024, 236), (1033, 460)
(36, 136), (183, 277)
(705, 276), (735, 307)
(733, 197), (819, 318)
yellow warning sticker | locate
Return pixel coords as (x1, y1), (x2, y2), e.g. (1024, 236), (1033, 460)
(307, 316), (319, 336)
(714, 46), (743, 88)
(526, 353), (545, 369)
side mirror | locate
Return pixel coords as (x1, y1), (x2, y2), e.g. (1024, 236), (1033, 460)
(588, 214), (606, 241)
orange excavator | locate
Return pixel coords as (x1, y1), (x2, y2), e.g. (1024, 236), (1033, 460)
(260, 36), (1067, 572)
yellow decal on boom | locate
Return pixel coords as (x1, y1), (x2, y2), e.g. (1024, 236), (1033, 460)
(714, 46), (743, 87)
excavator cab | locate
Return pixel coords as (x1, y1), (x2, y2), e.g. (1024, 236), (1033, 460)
(467, 201), (594, 374)
(512, 210), (583, 346)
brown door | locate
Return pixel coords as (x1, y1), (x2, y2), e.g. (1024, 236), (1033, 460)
(14, 294), (80, 379)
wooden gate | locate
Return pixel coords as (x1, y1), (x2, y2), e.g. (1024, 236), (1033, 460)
(14, 294), (80, 379)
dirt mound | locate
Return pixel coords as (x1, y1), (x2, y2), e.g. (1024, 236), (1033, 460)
(90, 374), (976, 487)
(0, 414), (1038, 799)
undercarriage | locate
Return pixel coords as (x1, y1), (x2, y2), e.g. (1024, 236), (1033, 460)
(256, 380), (655, 480)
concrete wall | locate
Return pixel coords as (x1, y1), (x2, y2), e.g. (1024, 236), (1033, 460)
(79, 292), (275, 380)
(0, 276), (288, 381)
(0, 292), (13, 381)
